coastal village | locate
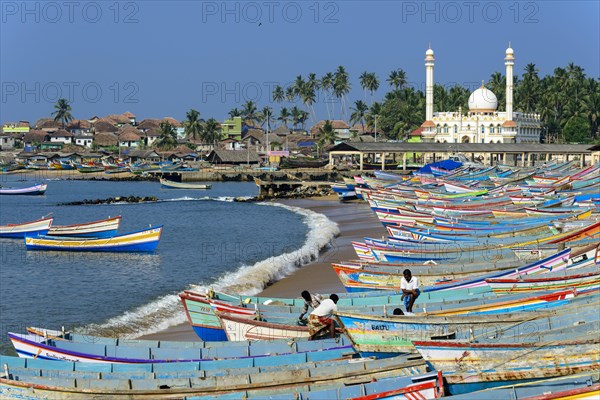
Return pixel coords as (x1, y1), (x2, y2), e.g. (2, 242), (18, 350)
(2, 47), (599, 177)
(1, 36), (600, 398)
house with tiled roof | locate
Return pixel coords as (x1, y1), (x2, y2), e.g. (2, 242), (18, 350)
(93, 119), (118, 134)
(122, 111), (137, 125)
(310, 120), (350, 139)
(93, 132), (118, 149)
(106, 114), (131, 126)
(66, 119), (92, 134)
(137, 119), (161, 132)
(49, 129), (74, 144)
(118, 125), (142, 148)
(35, 118), (62, 131)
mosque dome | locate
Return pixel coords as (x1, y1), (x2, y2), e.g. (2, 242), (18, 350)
(426, 48), (434, 56)
(468, 86), (498, 112)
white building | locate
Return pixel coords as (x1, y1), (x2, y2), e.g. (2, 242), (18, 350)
(421, 46), (541, 144)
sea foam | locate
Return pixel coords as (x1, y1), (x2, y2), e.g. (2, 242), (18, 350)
(83, 200), (339, 339)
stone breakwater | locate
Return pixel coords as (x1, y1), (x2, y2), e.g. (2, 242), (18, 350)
(58, 196), (158, 206)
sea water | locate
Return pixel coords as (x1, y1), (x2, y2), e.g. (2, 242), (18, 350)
(0, 176), (339, 353)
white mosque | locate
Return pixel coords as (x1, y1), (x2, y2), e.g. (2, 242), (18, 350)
(420, 46), (541, 144)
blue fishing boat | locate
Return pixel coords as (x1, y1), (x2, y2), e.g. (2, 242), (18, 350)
(24, 226), (163, 252)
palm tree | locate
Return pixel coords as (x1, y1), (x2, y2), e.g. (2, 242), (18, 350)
(272, 85), (285, 104)
(366, 72), (380, 105)
(203, 118), (221, 146)
(317, 120), (338, 147)
(52, 98), (73, 128)
(183, 109), (202, 141)
(320, 72), (335, 119)
(278, 107), (290, 130)
(291, 106), (302, 131)
(241, 100), (259, 125)
(365, 101), (382, 132)
(154, 122), (178, 150)
(488, 72), (505, 111)
(228, 108), (241, 118)
(387, 69), (407, 90)
(350, 100), (369, 132)
(359, 71), (370, 100)
(260, 106), (274, 132)
(333, 66), (350, 120)
(285, 86), (296, 103)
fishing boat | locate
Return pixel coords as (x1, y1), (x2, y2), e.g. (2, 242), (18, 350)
(8, 331), (354, 364)
(0, 352), (427, 399)
(159, 178), (211, 189)
(75, 164), (104, 173)
(0, 217), (53, 238)
(48, 216), (122, 238)
(0, 183), (47, 195)
(24, 226), (163, 252)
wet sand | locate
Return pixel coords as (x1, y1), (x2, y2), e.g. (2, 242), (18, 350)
(140, 195), (386, 341)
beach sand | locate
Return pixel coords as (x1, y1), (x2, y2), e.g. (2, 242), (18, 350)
(140, 196), (386, 341)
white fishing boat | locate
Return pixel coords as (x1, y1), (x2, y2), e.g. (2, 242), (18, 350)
(159, 178), (211, 189)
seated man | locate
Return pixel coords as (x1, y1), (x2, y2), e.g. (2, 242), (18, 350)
(400, 269), (420, 313)
(308, 294), (339, 340)
(298, 290), (323, 322)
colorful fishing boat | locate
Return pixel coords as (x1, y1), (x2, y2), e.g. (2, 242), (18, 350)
(159, 178), (211, 189)
(48, 216), (122, 238)
(24, 226), (162, 252)
(0, 183), (47, 195)
(0, 217), (53, 238)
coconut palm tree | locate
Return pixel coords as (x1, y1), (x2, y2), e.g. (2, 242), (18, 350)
(333, 66), (350, 120)
(203, 118), (221, 146)
(272, 85), (285, 104)
(183, 109), (202, 141)
(241, 100), (259, 125)
(278, 107), (290, 130)
(285, 86), (296, 103)
(154, 122), (178, 150)
(317, 120), (338, 147)
(350, 100), (369, 132)
(52, 98), (73, 128)
(320, 72), (335, 119)
(488, 72), (505, 111)
(359, 71), (370, 100)
(365, 101), (382, 132)
(366, 72), (380, 105)
(228, 108), (241, 118)
(260, 106), (274, 132)
(387, 69), (407, 90)
(291, 106), (302, 131)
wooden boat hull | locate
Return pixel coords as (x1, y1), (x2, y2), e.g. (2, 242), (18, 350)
(24, 226), (162, 252)
(0, 183), (47, 195)
(0, 218), (53, 238)
(48, 216), (121, 238)
(413, 338), (600, 375)
(159, 178), (211, 189)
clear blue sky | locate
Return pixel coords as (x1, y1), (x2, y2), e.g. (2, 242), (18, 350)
(1, 1), (598, 124)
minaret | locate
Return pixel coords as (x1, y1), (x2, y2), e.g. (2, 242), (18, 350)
(503, 44), (516, 129)
(421, 46), (436, 130)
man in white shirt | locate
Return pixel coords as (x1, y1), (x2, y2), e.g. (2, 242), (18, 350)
(308, 294), (339, 340)
(400, 269), (420, 313)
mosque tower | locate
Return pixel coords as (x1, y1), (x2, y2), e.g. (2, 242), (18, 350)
(421, 46), (436, 129)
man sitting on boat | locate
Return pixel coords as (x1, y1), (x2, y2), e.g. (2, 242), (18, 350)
(401, 269), (420, 313)
(298, 290), (323, 323)
(308, 294), (339, 340)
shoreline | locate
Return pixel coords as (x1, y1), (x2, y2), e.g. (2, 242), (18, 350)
(139, 195), (386, 342)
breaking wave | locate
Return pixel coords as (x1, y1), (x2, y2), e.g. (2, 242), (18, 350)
(83, 201), (339, 339)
